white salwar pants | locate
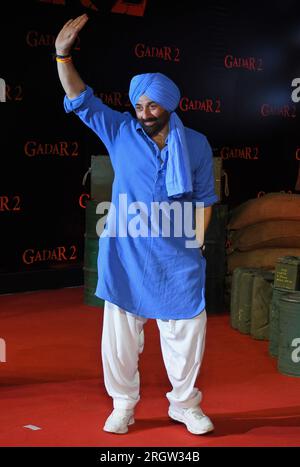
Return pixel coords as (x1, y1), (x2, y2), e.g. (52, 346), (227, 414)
(101, 300), (207, 411)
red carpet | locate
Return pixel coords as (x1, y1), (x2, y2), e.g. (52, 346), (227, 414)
(0, 287), (300, 447)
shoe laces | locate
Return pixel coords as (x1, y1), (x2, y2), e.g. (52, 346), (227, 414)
(185, 407), (205, 419)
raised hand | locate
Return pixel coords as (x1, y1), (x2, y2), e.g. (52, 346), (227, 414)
(55, 14), (89, 55)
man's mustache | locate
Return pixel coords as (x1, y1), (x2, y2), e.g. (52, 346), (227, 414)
(142, 118), (158, 123)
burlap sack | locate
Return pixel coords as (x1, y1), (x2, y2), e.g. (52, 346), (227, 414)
(227, 248), (300, 273)
(228, 193), (300, 230)
(228, 220), (300, 252)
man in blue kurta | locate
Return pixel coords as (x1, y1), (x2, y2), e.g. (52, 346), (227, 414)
(56, 14), (218, 436)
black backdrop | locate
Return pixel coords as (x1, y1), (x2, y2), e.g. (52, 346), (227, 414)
(1, 0), (299, 293)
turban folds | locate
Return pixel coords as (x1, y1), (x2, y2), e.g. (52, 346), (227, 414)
(129, 72), (193, 198)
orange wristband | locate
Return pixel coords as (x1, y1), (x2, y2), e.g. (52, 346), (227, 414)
(56, 56), (72, 63)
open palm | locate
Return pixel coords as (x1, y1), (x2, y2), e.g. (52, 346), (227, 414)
(55, 14), (89, 55)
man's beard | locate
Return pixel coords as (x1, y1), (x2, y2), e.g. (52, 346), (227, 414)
(138, 110), (170, 137)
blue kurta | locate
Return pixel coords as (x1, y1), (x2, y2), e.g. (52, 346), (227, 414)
(64, 86), (218, 319)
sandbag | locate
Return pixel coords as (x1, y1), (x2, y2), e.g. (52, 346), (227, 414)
(228, 220), (300, 252)
(228, 193), (300, 230)
(227, 248), (300, 273)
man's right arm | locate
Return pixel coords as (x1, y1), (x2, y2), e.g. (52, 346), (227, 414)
(57, 59), (86, 99)
(55, 14), (131, 156)
(55, 14), (89, 99)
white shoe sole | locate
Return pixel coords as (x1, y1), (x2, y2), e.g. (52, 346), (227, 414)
(103, 416), (135, 434)
(168, 409), (214, 435)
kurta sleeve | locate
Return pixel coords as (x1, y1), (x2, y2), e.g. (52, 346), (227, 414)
(192, 136), (219, 208)
(64, 85), (132, 152)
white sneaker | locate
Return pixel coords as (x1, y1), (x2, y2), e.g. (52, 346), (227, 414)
(168, 406), (214, 435)
(103, 409), (135, 434)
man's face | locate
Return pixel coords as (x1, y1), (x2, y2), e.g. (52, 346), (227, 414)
(135, 95), (170, 137)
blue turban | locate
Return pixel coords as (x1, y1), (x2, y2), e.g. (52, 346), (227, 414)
(129, 72), (193, 198)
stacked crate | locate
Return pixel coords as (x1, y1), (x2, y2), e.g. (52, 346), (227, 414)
(83, 155), (114, 307)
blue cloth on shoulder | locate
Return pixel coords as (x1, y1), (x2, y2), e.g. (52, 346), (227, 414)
(129, 72), (193, 199)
